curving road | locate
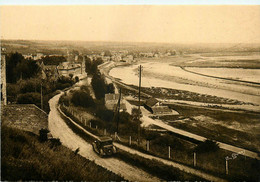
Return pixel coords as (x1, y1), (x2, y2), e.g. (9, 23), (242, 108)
(50, 93), (227, 182)
(48, 93), (161, 182)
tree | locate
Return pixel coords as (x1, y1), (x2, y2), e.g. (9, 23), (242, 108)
(6, 52), (40, 83)
(71, 90), (95, 108)
(106, 83), (115, 94)
(91, 72), (106, 100)
(69, 73), (73, 79)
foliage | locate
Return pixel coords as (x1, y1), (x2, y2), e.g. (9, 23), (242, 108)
(39, 128), (49, 142)
(75, 76), (79, 82)
(41, 55), (66, 65)
(18, 78), (41, 93)
(106, 83), (115, 94)
(6, 52), (40, 83)
(194, 139), (219, 153)
(17, 92), (41, 106)
(91, 72), (106, 100)
(84, 56), (103, 75)
(71, 90), (95, 108)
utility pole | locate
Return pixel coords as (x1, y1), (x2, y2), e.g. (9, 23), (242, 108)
(41, 82), (43, 110)
(116, 88), (121, 133)
(138, 65), (142, 145)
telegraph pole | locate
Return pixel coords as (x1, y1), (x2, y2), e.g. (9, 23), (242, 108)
(116, 88), (121, 134)
(41, 82), (43, 110)
(138, 65), (142, 145)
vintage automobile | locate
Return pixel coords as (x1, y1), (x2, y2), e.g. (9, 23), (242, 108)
(92, 136), (117, 157)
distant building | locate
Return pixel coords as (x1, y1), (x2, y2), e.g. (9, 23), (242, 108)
(144, 97), (172, 115)
(57, 62), (81, 77)
(105, 93), (126, 112)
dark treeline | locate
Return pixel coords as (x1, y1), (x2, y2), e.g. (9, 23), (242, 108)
(6, 52), (39, 83)
(41, 55), (66, 65)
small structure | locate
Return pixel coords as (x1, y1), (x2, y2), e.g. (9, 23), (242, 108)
(105, 93), (126, 112)
(57, 62), (81, 77)
(144, 97), (172, 115)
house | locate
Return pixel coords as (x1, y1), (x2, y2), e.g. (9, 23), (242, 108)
(105, 93), (126, 112)
(144, 97), (172, 115)
(57, 62), (81, 77)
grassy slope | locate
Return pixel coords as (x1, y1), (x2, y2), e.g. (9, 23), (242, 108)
(1, 126), (123, 181)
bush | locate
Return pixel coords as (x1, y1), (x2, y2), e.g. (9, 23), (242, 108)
(17, 92), (41, 106)
(71, 90), (95, 108)
(75, 76), (79, 82)
(195, 139), (219, 153)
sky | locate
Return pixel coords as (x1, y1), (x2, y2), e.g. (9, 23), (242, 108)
(1, 5), (260, 43)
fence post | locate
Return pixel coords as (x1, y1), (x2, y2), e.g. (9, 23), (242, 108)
(96, 125), (98, 129)
(129, 136), (132, 145)
(226, 159), (229, 175)
(115, 132), (117, 139)
(104, 129), (107, 135)
(90, 121), (92, 128)
(168, 146), (171, 159)
(146, 140), (150, 151)
(84, 119), (87, 126)
(193, 152), (197, 167)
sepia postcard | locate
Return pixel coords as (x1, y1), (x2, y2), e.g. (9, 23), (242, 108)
(1, 2), (260, 181)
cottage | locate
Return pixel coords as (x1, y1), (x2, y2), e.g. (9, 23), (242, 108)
(144, 97), (172, 115)
(57, 62), (81, 77)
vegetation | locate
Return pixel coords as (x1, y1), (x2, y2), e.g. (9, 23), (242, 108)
(115, 150), (204, 181)
(1, 126), (123, 181)
(71, 90), (95, 108)
(84, 56), (103, 75)
(195, 139), (220, 153)
(5, 52), (76, 113)
(6, 52), (39, 83)
(41, 55), (66, 65)
(91, 71), (115, 100)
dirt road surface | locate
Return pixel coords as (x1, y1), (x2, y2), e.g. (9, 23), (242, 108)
(48, 94), (161, 182)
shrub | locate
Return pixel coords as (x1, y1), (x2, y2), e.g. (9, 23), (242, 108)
(71, 90), (95, 108)
(39, 128), (49, 142)
(75, 76), (79, 82)
(195, 139), (219, 153)
(17, 92), (41, 106)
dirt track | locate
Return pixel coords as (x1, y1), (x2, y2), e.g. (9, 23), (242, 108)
(48, 94), (161, 182)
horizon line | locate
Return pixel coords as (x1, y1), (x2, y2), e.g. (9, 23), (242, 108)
(2, 38), (260, 45)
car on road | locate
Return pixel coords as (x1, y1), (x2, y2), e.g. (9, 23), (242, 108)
(92, 136), (117, 157)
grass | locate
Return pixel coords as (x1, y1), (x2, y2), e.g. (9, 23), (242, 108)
(1, 125), (124, 181)
(115, 149), (205, 181)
